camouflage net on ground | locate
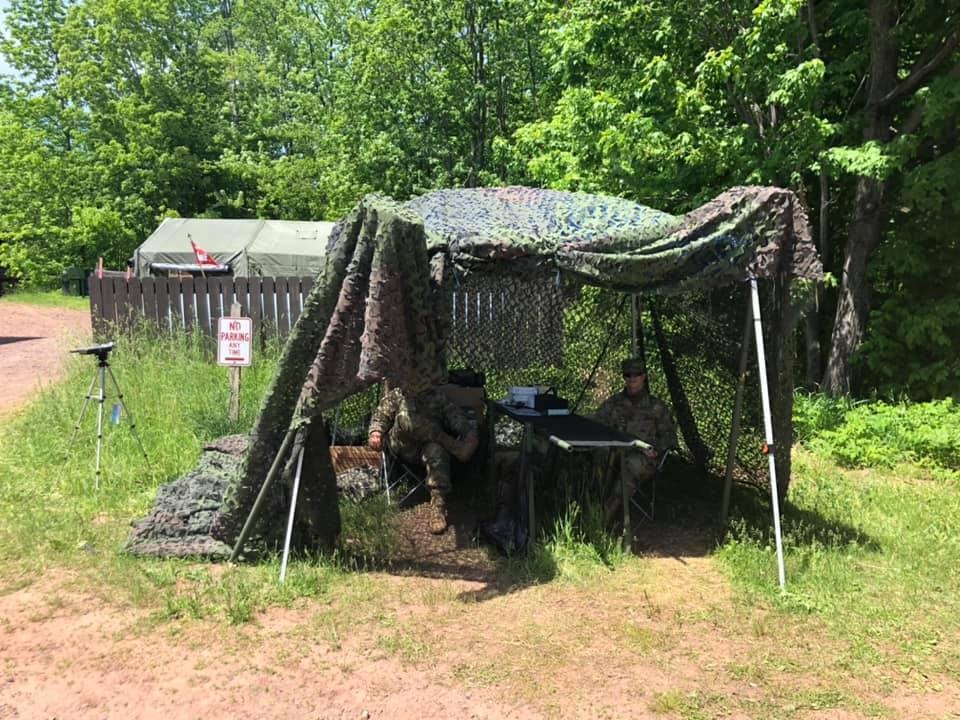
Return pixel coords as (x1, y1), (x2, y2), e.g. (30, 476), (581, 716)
(128, 185), (819, 558)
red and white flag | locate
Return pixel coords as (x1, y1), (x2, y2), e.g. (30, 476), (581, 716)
(190, 239), (222, 267)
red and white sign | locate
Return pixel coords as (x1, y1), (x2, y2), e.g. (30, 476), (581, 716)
(217, 317), (253, 367)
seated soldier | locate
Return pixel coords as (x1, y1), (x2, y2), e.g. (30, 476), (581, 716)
(592, 357), (678, 522)
(368, 379), (479, 534)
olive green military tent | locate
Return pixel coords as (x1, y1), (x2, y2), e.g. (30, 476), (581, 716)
(132, 218), (335, 277)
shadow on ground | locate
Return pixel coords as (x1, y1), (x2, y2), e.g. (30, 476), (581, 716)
(370, 456), (879, 600)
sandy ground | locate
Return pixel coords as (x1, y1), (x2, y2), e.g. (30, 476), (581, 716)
(0, 301), (91, 416)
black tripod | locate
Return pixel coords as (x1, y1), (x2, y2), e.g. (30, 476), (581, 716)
(65, 342), (149, 487)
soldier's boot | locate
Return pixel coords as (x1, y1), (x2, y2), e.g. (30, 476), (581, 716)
(429, 493), (449, 535)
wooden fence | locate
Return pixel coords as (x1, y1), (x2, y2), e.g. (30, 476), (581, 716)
(89, 274), (315, 340)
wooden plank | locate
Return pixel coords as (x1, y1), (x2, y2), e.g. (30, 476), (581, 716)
(110, 277), (125, 333)
(288, 277), (302, 328)
(260, 276), (277, 338)
(154, 276), (172, 332)
(193, 276), (212, 338)
(233, 276), (250, 318)
(276, 277), (291, 336)
(205, 276), (222, 328)
(99, 276), (118, 331)
(141, 277), (158, 326)
(220, 276), (235, 317)
(166, 277), (181, 332)
(88, 274), (106, 339)
(247, 276), (263, 340)
(181, 276), (196, 332)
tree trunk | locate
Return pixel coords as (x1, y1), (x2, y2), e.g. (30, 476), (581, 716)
(822, 0), (897, 394)
(804, 167), (829, 388)
(822, 176), (884, 394)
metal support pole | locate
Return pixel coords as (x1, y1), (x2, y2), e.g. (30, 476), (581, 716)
(621, 452), (631, 555)
(630, 293), (639, 357)
(522, 421), (534, 549)
(279, 446), (305, 584)
(64, 370), (100, 461)
(750, 278), (786, 589)
(720, 299), (754, 526)
(229, 426), (297, 562)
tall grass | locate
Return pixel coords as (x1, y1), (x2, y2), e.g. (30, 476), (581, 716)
(0, 328), (281, 583)
(504, 499), (626, 585)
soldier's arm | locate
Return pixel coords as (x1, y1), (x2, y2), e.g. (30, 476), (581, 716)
(369, 388), (401, 437)
(656, 400), (679, 450)
(442, 397), (476, 439)
(591, 396), (618, 426)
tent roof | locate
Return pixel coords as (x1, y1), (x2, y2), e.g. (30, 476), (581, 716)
(134, 218), (335, 275)
(405, 185), (822, 291)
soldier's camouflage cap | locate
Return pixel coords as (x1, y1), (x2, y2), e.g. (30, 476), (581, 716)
(621, 357), (647, 375)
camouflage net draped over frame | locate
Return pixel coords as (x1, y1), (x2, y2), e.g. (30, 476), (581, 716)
(128, 185), (820, 558)
(409, 185), (820, 288)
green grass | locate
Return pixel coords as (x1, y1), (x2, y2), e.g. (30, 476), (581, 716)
(717, 449), (960, 684)
(0, 327), (281, 587)
(0, 288), (90, 311)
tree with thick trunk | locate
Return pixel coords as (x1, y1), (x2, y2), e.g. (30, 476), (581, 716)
(823, 2), (959, 394)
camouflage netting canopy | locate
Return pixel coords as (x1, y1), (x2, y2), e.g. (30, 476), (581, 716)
(127, 185), (821, 559)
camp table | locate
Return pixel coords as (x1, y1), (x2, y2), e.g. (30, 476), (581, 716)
(490, 401), (651, 551)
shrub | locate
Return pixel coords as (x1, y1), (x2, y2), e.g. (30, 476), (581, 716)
(806, 398), (960, 470)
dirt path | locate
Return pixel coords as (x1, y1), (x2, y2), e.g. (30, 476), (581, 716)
(0, 301), (91, 416)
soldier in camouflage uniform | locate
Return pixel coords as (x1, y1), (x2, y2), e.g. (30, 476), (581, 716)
(593, 357), (678, 522)
(368, 381), (479, 534)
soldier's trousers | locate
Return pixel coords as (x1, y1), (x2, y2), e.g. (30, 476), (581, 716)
(395, 439), (452, 496)
(601, 449), (657, 521)
(620, 451), (657, 496)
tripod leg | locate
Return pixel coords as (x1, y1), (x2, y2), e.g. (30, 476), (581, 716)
(63, 369), (100, 462)
(94, 364), (107, 488)
(106, 365), (149, 463)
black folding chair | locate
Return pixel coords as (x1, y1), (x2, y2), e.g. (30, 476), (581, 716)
(380, 437), (428, 506)
(629, 448), (674, 522)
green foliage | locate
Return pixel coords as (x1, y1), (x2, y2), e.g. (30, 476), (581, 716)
(0, 288), (89, 310)
(0, 0), (957, 398)
(808, 399), (960, 470)
(505, 499), (625, 585)
(791, 392), (852, 443)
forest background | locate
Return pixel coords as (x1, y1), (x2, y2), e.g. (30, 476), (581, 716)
(0, 0), (957, 400)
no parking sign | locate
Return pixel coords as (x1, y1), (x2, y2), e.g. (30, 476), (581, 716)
(217, 316), (253, 367)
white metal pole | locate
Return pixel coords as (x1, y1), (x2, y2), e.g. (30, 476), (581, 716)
(279, 446), (305, 584)
(750, 278), (787, 589)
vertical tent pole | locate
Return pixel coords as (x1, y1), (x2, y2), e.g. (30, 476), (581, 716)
(750, 278), (786, 589)
(279, 445), (305, 584)
(630, 294), (639, 357)
(720, 299), (754, 526)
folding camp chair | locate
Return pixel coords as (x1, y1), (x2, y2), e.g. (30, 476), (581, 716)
(381, 437), (429, 506)
(629, 448), (674, 522)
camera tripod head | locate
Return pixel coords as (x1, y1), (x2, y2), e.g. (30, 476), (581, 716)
(71, 342), (115, 364)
